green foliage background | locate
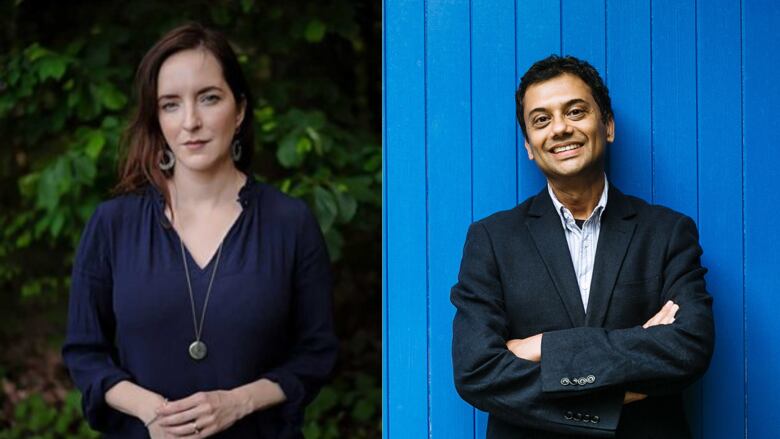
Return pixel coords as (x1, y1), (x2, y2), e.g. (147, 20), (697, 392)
(0, 0), (381, 437)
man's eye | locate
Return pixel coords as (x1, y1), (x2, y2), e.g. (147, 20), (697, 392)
(533, 116), (550, 125)
(568, 108), (586, 118)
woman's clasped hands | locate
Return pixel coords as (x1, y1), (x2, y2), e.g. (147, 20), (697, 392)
(147, 390), (246, 438)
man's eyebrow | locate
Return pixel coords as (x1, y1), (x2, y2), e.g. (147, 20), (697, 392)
(157, 86), (224, 101)
(527, 98), (591, 115)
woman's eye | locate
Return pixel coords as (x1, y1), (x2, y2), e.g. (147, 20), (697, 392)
(160, 102), (178, 112)
(201, 94), (221, 104)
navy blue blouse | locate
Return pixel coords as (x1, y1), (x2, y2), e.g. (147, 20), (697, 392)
(62, 176), (338, 438)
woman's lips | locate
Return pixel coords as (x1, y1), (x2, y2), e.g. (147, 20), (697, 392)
(183, 140), (208, 150)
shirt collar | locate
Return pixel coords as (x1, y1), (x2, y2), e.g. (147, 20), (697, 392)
(547, 175), (609, 229)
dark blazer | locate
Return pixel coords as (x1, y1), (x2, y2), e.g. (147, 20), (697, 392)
(451, 185), (714, 438)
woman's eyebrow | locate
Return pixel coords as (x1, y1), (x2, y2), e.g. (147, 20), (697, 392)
(157, 86), (224, 101)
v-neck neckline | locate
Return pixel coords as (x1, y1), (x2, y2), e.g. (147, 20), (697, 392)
(148, 173), (256, 272)
(175, 210), (243, 272)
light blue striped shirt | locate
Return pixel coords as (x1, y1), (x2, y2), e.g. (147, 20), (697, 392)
(547, 178), (609, 312)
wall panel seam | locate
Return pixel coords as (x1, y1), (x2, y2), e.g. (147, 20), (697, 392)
(423, 0), (432, 437)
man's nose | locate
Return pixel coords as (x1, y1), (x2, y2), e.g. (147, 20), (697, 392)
(551, 115), (571, 136)
(182, 104), (202, 131)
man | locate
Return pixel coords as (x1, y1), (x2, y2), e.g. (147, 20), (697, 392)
(451, 55), (714, 438)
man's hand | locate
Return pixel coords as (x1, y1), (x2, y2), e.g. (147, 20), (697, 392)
(643, 300), (679, 328)
(506, 334), (543, 362)
(623, 391), (647, 405)
(621, 301), (681, 404)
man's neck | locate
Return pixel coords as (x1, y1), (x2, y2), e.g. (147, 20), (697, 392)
(547, 171), (606, 220)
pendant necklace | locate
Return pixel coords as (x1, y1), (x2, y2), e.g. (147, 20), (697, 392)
(179, 237), (223, 361)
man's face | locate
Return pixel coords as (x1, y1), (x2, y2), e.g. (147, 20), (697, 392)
(522, 73), (614, 180)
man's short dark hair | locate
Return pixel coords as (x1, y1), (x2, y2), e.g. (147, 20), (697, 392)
(516, 55), (613, 139)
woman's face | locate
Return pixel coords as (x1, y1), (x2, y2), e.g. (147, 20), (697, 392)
(156, 48), (245, 174)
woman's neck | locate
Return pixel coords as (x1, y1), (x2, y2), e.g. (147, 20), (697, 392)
(168, 161), (245, 212)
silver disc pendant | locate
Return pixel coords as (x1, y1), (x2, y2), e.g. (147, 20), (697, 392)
(189, 340), (207, 360)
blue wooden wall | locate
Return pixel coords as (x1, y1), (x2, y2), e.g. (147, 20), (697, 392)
(383, 0), (779, 438)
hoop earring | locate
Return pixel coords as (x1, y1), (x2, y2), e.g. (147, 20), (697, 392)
(159, 149), (175, 171)
(231, 139), (242, 162)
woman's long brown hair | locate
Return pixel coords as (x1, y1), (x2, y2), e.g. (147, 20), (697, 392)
(114, 23), (254, 209)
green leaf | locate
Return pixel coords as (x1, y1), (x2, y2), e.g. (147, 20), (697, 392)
(304, 19), (327, 43)
(303, 423), (321, 439)
(261, 121), (277, 132)
(350, 398), (376, 422)
(305, 126), (323, 154)
(254, 106), (274, 121)
(36, 55), (67, 81)
(50, 211), (66, 237)
(36, 170), (59, 211)
(312, 186), (337, 232)
(363, 153), (381, 172)
(24, 43), (47, 62)
(18, 173), (40, 198)
(96, 83), (127, 110)
(277, 133), (302, 168)
(296, 136), (313, 156)
(333, 189), (357, 223)
(323, 228), (343, 261)
(84, 131), (105, 159)
(15, 231), (31, 248)
(241, 0), (255, 13)
(73, 155), (97, 183)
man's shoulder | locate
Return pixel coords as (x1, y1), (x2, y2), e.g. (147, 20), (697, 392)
(618, 192), (694, 227)
(471, 194), (539, 234)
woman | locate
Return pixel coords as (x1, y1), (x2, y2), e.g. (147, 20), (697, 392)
(62, 23), (338, 438)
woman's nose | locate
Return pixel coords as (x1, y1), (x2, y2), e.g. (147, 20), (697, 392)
(182, 104), (202, 131)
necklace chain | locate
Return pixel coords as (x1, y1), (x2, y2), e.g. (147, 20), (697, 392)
(180, 238), (223, 342)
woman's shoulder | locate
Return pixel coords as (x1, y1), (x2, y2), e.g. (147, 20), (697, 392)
(90, 186), (157, 223)
(251, 181), (312, 222)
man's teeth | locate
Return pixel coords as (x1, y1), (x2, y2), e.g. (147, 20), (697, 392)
(553, 144), (581, 153)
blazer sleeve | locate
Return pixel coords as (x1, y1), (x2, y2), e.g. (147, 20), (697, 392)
(452, 222), (624, 437)
(261, 202), (339, 423)
(62, 205), (132, 432)
(540, 214), (715, 396)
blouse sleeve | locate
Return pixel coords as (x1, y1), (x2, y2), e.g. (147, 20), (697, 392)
(61, 204), (131, 431)
(262, 201), (339, 421)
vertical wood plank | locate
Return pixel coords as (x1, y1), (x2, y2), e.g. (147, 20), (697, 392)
(426, 0), (474, 437)
(696, 1), (745, 438)
(561, 0), (606, 73)
(651, 2), (701, 436)
(516, 0), (561, 202)
(384, 1), (429, 437)
(605, 0), (652, 200)
(651, 0), (697, 216)
(743, 0), (780, 437)
(470, 0), (518, 435)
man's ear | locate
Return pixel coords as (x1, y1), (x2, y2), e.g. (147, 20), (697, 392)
(605, 116), (615, 143)
(523, 139), (535, 160)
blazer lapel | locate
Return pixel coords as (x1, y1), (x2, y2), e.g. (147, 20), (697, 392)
(526, 188), (586, 327)
(585, 185), (637, 327)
